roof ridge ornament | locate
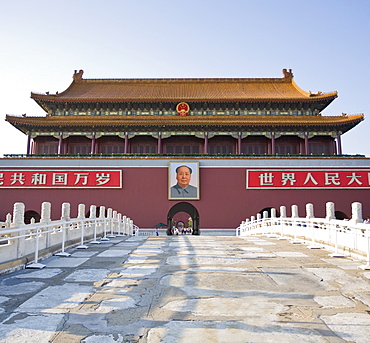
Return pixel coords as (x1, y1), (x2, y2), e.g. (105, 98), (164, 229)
(73, 69), (84, 82)
(282, 68), (293, 80)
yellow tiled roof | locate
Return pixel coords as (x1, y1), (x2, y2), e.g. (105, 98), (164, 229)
(31, 69), (337, 103)
(6, 113), (364, 129)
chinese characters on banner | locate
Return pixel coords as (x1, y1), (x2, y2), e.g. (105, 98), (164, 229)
(0, 170), (122, 188)
(246, 169), (370, 189)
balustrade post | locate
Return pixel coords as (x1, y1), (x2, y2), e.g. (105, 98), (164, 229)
(127, 218), (132, 235)
(326, 202), (335, 221)
(306, 203), (314, 219)
(117, 213), (123, 236)
(61, 202), (71, 221)
(359, 221), (370, 270)
(122, 215), (127, 235)
(291, 205), (301, 244)
(326, 202), (344, 257)
(5, 213), (11, 228)
(100, 206), (109, 241)
(351, 202), (362, 224)
(12, 202), (25, 227)
(40, 202), (52, 249)
(130, 220), (134, 236)
(89, 205), (100, 244)
(278, 206), (287, 240)
(55, 203), (72, 257)
(77, 204), (88, 249)
(271, 208), (276, 218)
(265, 210), (277, 237)
(106, 208), (115, 238)
(245, 219), (249, 234)
(40, 202), (51, 224)
(126, 217), (131, 235)
(306, 203), (320, 249)
(280, 206), (286, 218)
(113, 210), (118, 235)
(250, 216), (256, 232)
(11, 203), (27, 262)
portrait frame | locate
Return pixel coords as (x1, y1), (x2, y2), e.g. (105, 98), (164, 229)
(168, 161), (200, 200)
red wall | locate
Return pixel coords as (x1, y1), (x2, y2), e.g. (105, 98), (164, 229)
(1, 166), (369, 230)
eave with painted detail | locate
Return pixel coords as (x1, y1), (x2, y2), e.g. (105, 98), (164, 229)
(6, 113), (364, 135)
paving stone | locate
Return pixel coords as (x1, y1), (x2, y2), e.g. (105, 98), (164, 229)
(307, 267), (369, 292)
(353, 292), (370, 307)
(275, 251), (309, 257)
(145, 320), (328, 343)
(65, 269), (110, 282)
(17, 284), (93, 313)
(0, 313), (64, 343)
(0, 280), (45, 295)
(81, 334), (124, 343)
(44, 257), (89, 268)
(119, 266), (157, 277)
(97, 250), (131, 257)
(314, 295), (356, 308)
(320, 313), (370, 343)
(262, 268), (333, 292)
(363, 271), (370, 279)
(12, 268), (63, 279)
(321, 258), (362, 269)
(71, 251), (98, 258)
(253, 241), (276, 245)
(162, 297), (287, 321)
(166, 255), (242, 265)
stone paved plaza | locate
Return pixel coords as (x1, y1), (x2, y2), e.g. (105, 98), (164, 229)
(0, 234), (370, 342)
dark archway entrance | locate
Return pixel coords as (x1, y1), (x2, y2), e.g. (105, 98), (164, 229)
(258, 207), (280, 218)
(24, 210), (41, 224)
(335, 211), (350, 220)
(167, 202), (200, 235)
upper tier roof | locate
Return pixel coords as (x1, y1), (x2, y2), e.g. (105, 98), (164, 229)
(31, 69), (338, 105)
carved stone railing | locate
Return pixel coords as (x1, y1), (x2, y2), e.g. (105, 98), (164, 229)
(237, 202), (370, 270)
(0, 202), (137, 272)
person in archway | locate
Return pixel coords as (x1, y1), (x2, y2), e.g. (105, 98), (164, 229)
(170, 165), (198, 198)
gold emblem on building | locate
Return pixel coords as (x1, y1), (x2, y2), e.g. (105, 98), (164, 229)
(176, 102), (190, 116)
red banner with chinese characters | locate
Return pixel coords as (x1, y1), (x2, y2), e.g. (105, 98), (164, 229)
(0, 170), (122, 188)
(246, 169), (370, 189)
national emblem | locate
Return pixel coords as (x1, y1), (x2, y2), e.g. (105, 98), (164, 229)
(176, 102), (190, 116)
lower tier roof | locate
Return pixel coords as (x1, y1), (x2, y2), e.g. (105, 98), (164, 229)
(6, 114), (364, 135)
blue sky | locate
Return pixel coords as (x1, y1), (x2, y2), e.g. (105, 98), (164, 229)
(1, 0), (369, 156)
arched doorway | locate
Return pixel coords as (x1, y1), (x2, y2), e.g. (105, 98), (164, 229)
(335, 211), (350, 220)
(167, 202), (200, 235)
(258, 207), (280, 218)
(24, 210), (41, 224)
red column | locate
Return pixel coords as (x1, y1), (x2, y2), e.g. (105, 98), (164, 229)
(238, 134), (242, 154)
(267, 138), (271, 154)
(27, 135), (31, 155)
(204, 134), (209, 154)
(304, 135), (309, 155)
(91, 135), (95, 154)
(337, 135), (342, 155)
(124, 134), (129, 154)
(271, 135), (276, 154)
(58, 135), (63, 154)
(157, 134), (162, 154)
(333, 139), (337, 155)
